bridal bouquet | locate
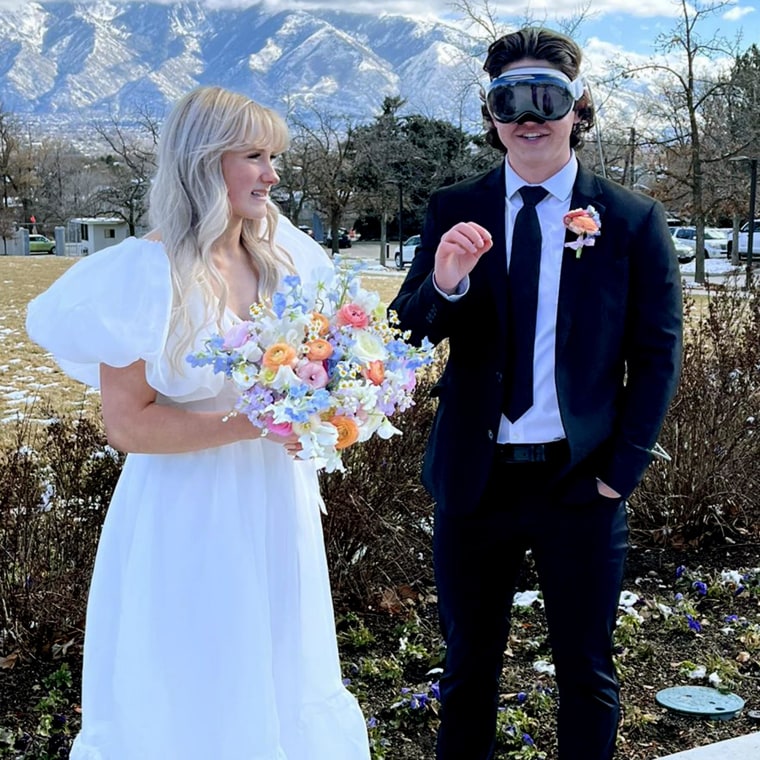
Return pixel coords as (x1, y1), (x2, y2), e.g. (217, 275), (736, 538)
(188, 260), (434, 472)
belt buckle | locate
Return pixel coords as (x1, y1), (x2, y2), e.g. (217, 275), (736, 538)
(510, 444), (545, 463)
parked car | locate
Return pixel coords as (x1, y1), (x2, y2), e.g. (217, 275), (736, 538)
(297, 225), (314, 238)
(393, 234), (421, 269)
(671, 237), (694, 264)
(29, 234), (55, 254)
(323, 228), (351, 249)
(727, 219), (760, 259)
(670, 226), (729, 259)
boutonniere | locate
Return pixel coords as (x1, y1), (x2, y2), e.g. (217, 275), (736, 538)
(564, 206), (601, 258)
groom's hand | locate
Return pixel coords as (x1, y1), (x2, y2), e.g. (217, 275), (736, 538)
(434, 221), (493, 295)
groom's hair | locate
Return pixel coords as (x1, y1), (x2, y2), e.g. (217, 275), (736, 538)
(480, 27), (595, 153)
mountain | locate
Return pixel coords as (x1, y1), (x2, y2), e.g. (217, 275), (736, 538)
(0, 1), (485, 135)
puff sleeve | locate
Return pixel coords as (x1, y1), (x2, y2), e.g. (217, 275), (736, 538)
(26, 238), (173, 389)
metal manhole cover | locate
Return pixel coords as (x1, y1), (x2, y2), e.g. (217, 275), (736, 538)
(655, 686), (745, 720)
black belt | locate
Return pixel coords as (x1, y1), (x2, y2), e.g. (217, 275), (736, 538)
(496, 440), (567, 464)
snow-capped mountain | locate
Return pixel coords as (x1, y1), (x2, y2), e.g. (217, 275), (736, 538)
(0, 2), (485, 131)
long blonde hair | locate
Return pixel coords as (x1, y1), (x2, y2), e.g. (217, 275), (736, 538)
(149, 85), (293, 366)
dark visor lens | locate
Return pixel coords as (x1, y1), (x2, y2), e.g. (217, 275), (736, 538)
(486, 81), (576, 123)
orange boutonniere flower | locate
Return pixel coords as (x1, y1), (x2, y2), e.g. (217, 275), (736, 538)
(564, 206), (601, 258)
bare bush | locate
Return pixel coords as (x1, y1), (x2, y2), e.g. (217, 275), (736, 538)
(0, 408), (122, 656)
(630, 284), (760, 547)
(320, 357), (443, 611)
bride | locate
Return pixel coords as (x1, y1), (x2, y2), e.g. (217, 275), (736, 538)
(26, 85), (370, 760)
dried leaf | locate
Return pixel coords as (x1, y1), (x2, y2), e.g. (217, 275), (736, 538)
(0, 651), (20, 670)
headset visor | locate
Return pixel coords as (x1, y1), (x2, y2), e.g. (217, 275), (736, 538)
(485, 67), (585, 124)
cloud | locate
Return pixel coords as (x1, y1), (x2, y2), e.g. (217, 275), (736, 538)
(723, 5), (756, 22)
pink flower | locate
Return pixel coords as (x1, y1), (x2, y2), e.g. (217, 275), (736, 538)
(222, 321), (251, 349)
(263, 416), (293, 437)
(362, 360), (385, 386)
(295, 360), (329, 389)
(336, 303), (369, 328)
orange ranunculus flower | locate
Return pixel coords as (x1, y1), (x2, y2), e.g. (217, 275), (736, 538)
(305, 338), (333, 361)
(362, 360), (385, 386)
(262, 342), (297, 369)
(311, 312), (330, 336)
(563, 209), (600, 236)
(330, 415), (360, 450)
(336, 303), (369, 328)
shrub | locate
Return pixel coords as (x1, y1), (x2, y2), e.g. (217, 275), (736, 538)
(0, 406), (122, 656)
(630, 284), (760, 547)
(320, 354), (443, 609)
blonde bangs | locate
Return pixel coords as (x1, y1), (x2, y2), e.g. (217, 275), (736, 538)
(237, 100), (290, 155)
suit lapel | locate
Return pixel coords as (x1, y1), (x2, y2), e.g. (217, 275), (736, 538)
(556, 165), (606, 357)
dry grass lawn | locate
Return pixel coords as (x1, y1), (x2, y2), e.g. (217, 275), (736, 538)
(0, 256), (406, 445)
(0, 255), (101, 445)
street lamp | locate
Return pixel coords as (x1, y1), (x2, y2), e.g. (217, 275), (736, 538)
(382, 179), (404, 269)
(396, 182), (404, 270)
(729, 155), (758, 290)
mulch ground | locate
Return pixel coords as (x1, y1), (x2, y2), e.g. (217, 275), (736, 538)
(2, 542), (760, 759)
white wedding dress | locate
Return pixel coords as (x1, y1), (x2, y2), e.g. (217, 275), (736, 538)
(26, 219), (370, 760)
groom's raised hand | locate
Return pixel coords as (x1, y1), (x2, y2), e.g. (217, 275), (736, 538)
(433, 221), (493, 295)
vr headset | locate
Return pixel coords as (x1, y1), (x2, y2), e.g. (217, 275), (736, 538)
(485, 67), (586, 124)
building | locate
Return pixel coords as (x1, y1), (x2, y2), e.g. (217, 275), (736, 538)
(66, 217), (130, 255)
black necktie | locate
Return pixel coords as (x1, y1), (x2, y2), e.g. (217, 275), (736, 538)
(504, 185), (548, 423)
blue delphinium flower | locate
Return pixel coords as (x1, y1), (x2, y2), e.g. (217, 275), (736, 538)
(676, 565), (686, 579)
(272, 292), (288, 318)
(516, 691), (527, 704)
(692, 581), (708, 596)
(686, 614), (702, 632)
(186, 352), (210, 368)
(430, 681), (440, 701)
(522, 733), (535, 746)
(367, 716), (377, 729)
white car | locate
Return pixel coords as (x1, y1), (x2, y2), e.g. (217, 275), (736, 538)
(671, 237), (694, 264)
(393, 234), (421, 269)
(727, 219), (760, 259)
(670, 227), (729, 259)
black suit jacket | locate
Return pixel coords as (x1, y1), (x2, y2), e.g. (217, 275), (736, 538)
(390, 162), (683, 514)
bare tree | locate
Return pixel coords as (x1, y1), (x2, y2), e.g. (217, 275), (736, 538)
(287, 107), (358, 256)
(91, 108), (159, 234)
(608, 0), (740, 283)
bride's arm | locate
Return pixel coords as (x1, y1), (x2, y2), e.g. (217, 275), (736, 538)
(100, 359), (278, 454)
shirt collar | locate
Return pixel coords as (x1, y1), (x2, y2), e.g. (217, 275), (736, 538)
(504, 152), (578, 203)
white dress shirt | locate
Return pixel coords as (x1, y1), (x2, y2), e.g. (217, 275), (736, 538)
(497, 155), (577, 443)
(432, 154), (578, 444)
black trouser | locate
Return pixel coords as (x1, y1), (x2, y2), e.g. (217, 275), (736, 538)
(433, 447), (629, 760)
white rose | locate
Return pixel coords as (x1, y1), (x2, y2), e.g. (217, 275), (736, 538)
(350, 330), (387, 363)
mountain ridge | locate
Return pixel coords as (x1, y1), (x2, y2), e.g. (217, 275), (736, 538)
(0, 1), (484, 130)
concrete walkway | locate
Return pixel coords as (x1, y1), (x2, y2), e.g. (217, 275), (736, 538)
(657, 731), (760, 758)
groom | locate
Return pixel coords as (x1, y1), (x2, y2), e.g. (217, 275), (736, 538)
(390, 27), (682, 760)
